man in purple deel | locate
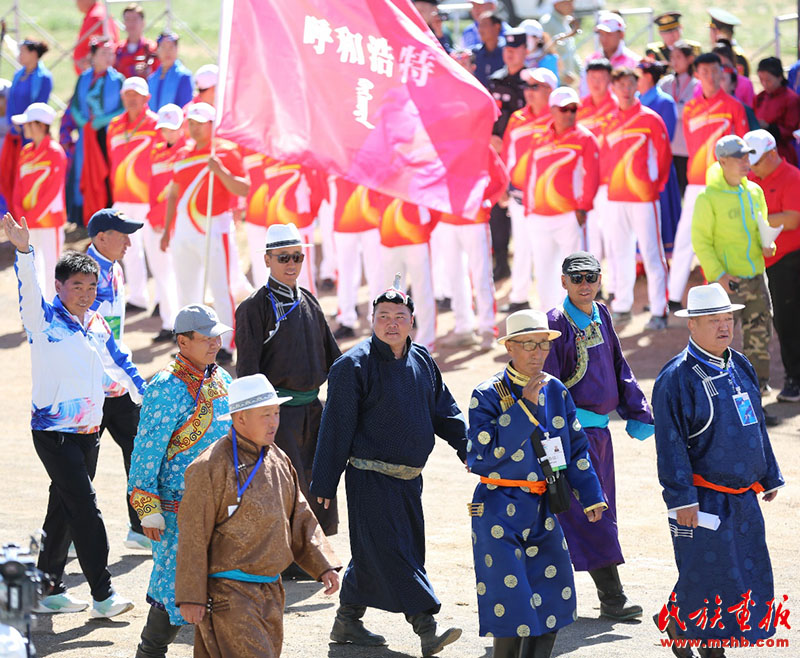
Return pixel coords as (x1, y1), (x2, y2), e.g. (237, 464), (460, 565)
(543, 251), (654, 621)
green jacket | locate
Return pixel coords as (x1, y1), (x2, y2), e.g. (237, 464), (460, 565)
(691, 162), (767, 281)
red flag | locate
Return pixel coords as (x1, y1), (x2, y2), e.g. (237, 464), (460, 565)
(216, 0), (497, 219)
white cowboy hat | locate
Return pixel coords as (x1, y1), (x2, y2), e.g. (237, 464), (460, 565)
(674, 283), (745, 317)
(227, 374), (291, 415)
(264, 223), (312, 251)
(498, 309), (561, 344)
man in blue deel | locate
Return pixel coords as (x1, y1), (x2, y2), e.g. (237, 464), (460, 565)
(653, 283), (784, 658)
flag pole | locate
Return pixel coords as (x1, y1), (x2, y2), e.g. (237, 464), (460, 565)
(201, 0), (233, 301)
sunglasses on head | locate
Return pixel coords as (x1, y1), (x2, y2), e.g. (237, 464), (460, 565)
(568, 272), (599, 284)
(274, 253), (305, 264)
(557, 105), (578, 113)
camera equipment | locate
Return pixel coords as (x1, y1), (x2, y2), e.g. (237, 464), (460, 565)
(1, 538), (44, 658)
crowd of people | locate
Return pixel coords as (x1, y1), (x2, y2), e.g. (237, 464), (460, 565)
(1, 1), (797, 657)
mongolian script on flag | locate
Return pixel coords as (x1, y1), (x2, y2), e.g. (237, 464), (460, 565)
(216, 0), (498, 218)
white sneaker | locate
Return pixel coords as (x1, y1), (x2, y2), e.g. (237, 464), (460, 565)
(33, 592), (89, 614)
(90, 592), (134, 619)
(440, 331), (479, 348)
(479, 331), (495, 350)
(123, 529), (152, 550)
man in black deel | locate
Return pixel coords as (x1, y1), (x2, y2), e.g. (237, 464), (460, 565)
(487, 28), (528, 281)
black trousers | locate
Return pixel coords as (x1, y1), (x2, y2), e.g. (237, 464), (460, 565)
(135, 606), (182, 658)
(489, 202), (511, 268)
(767, 250), (800, 380)
(32, 430), (113, 601)
(99, 393), (143, 534)
(673, 155), (688, 199)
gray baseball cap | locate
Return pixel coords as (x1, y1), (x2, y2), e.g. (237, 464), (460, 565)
(173, 304), (232, 336)
(714, 135), (755, 159)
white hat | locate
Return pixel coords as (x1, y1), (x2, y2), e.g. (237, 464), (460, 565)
(674, 283), (745, 317)
(186, 102), (215, 123)
(498, 309), (561, 344)
(596, 11), (625, 33)
(743, 129), (777, 165)
(11, 102), (56, 126)
(121, 76), (149, 96)
(155, 103), (184, 130)
(227, 374), (291, 414)
(520, 19), (544, 40)
(521, 67), (558, 90)
(265, 222), (312, 251)
(195, 64), (218, 90)
(549, 86), (580, 107)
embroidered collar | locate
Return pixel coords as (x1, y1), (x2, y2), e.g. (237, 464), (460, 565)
(231, 431), (271, 459)
(688, 339), (729, 369)
(267, 276), (298, 303)
(563, 296), (601, 331)
(505, 363), (530, 386)
(174, 353), (216, 378)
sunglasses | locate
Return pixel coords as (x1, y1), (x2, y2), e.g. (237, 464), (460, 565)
(507, 339), (552, 352)
(568, 272), (599, 284)
(557, 105), (578, 113)
(273, 253), (305, 264)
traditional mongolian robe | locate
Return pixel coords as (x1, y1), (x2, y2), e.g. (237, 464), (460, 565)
(468, 365), (606, 638)
(653, 340), (784, 643)
(175, 433), (340, 658)
(128, 355), (231, 624)
(235, 276), (341, 534)
(543, 299), (653, 571)
(310, 335), (467, 615)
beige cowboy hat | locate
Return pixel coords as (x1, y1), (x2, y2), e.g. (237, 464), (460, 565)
(498, 309), (561, 344)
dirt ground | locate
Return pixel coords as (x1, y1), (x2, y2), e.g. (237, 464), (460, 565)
(0, 227), (797, 658)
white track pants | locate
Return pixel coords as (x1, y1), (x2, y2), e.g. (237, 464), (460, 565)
(434, 222), (496, 334)
(528, 212), (582, 312)
(586, 185), (614, 294)
(172, 218), (235, 350)
(334, 229), (382, 328)
(317, 197), (337, 281)
(430, 223), (452, 300)
(606, 199), (668, 316)
(141, 222), (177, 331)
(28, 226), (64, 303)
(244, 222), (268, 287)
(380, 243), (436, 350)
(667, 184), (703, 304)
(115, 202), (149, 308)
(508, 196), (533, 304)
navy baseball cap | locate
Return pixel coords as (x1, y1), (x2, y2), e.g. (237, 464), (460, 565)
(87, 208), (144, 237)
(505, 29), (527, 48)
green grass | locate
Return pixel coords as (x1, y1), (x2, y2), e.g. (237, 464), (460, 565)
(4, 0), (797, 110)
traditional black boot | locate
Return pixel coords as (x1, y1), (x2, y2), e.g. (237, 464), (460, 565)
(492, 637), (522, 658)
(405, 612), (462, 656)
(135, 606), (181, 658)
(521, 631), (557, 658)
(653, 613), (698, 658)
(588, 565), (643, 620)
(330, 604), (387, 646)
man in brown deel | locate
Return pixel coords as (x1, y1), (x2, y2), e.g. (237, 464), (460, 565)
(235, 222), (341, 551)
(175, 373), (340, 657)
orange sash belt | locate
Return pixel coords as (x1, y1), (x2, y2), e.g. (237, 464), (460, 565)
(692, 474), (764, 495)
(480, 476), (547, 495)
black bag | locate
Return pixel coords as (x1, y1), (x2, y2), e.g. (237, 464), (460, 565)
(525, 402), (573, 514)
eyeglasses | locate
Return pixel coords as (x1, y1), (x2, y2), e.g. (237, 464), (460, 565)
(568, 272), (599, 284)
(274, 253), (305, 264)
(507, 339), (552, 351)
(557, 105), (578, 113)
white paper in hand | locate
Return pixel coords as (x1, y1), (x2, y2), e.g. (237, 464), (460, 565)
(668, 509), (721, 531)
(757, 211), (783, 249)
